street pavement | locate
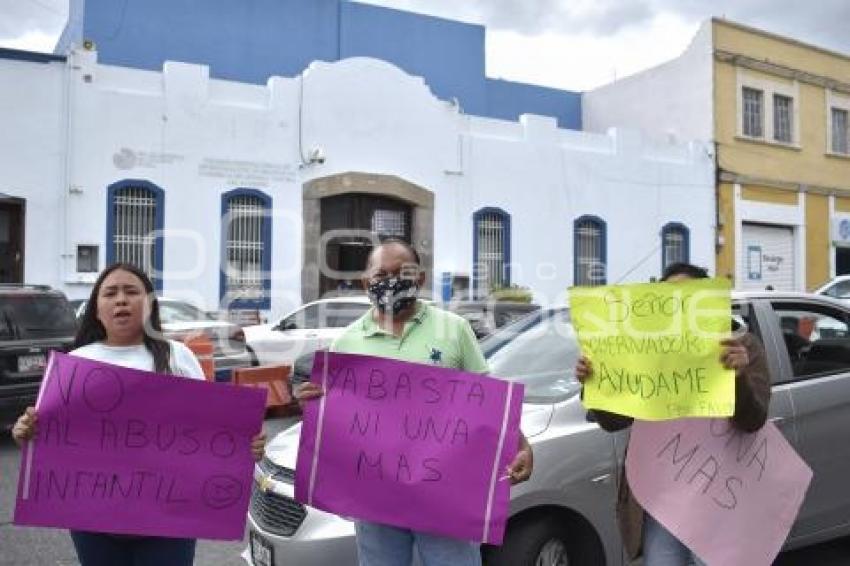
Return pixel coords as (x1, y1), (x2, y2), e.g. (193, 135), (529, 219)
(2, 417), (848, 565)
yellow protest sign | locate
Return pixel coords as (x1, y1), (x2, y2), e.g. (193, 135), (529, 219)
(569, 278), (734, 420)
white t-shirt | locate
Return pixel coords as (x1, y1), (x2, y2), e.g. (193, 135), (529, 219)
(70, 340), (205, 380)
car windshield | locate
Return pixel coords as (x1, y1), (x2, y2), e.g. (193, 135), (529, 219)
(0, 295), (77, 338)
(823, 280), (850, 299)
(481, 308), (581, 404)
(159, 301), (211, 323)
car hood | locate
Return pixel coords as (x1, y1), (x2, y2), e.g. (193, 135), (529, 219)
(265, 402), (554, 471)
(243, 323), (274, 339)
(163, 321), (235, 332)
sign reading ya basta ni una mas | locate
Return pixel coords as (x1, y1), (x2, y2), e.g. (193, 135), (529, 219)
(569, 278), (734, 420)
(295, 352), (524, 545)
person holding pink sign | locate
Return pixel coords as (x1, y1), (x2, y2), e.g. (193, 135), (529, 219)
(575, 262), (771, 566)
(297, 240), (533, 566)
(12, 263), (267, 566)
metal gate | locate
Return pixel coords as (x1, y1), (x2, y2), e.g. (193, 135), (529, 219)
(740, 222), (796, 290)
(319, 194), (412, 296)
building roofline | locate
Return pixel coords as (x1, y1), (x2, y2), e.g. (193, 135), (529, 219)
(0, 47), (66, 64)
(350, 0), (484, 32)
(712, 17), (850, 63)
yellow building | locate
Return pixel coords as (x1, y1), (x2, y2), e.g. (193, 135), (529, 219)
(714, 19), (850, 291)
(585, 18), (850, 291)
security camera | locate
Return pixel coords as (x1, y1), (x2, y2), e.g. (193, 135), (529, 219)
(308, 147), (325, 164)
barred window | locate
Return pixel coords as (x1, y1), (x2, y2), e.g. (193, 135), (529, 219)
(371, 209), (407, 238)
(662, 223), (690, 270)
(574, 216), (606, 286)
(110, 184), (160, 283)
(223, 192), (270, 308)
(474, 208), (510, 293)
(742, 87), (763, 138)
(773, 94), (793, 143)
(832, 107), (849, 154)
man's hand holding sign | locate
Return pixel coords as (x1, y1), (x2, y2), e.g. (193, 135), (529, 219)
(570, 263), (810, 566)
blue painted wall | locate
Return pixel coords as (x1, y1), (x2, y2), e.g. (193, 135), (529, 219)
(80, 0), (340, 85)
(486, 78), (582, 129)
(59, 0), (581, 128)
(339, 2), (488, 117)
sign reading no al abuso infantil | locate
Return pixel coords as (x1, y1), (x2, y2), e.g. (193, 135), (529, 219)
(14, 352), (266, 540)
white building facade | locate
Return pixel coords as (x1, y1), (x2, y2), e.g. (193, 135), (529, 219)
(0, 48), (715, 319)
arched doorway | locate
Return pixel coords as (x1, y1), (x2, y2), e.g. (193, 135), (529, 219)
(302, 173), (434, 302)
(320, 193), (413, 296)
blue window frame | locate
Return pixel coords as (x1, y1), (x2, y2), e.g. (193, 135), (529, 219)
(574, 215), (606, 286)
(472, 207), (511, 296)
(106, 180), (165, 291)
(661, 222), (690, 271)
(220, 188), (272, 310)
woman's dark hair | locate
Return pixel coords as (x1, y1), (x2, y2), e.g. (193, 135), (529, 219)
(73, 263), (172, 373)
(661, 262), (709, 282)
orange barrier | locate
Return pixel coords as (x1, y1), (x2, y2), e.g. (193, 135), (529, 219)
(232, 365), (293, 415)
(184, 334), (215, 381)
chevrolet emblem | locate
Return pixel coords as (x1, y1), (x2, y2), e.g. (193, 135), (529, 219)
(259, 474), (274, 493)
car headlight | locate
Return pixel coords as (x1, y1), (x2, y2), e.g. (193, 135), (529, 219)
(258, 456), (295, 484)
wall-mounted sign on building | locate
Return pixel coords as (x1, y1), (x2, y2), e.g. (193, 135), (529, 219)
(832, 215), (850, 247)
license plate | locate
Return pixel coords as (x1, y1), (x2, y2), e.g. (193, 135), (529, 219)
(18, 353), (46, 373)
(250, 531), (274, 566)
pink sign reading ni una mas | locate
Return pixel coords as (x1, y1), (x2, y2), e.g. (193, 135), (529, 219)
(295, 352), (524, 545)
(14, 352), (266, 540)
(627, 419), (812, 566)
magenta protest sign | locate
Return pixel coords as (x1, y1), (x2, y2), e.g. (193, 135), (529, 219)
(295, 352), (523, 544)
(14, 352), (266, 540)
(627, 419), (812, 566)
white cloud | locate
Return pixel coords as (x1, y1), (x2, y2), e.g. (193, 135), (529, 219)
(0, 0), (66, 51)
(1, 29), (58, 52)
(486, 12), (700, 91)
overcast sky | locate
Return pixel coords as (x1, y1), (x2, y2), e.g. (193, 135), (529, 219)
(2, 0), (848, 91)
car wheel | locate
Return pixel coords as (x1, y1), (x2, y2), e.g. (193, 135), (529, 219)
(484, 515), (602, 566)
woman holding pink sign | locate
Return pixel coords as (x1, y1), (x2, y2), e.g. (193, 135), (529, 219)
(12, 263), (266, 566)
(575, 262), (771, 566)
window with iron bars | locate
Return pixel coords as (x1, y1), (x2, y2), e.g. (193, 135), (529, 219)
(574, 216), (606, 286)
(773, 94), (793, 143)
(371, 209), (407, 239)
(662, 223), (690, 270)
(224, 194), (269, 305)
(742, 87), (764, 138)
(474, 209), (510, 294)
(111, 185), (159, 282)
(832, 107), (849, 155)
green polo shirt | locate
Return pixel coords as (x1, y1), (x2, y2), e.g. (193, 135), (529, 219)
(330, 301), (488, 373)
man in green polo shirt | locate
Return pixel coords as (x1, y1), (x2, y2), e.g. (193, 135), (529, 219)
(297, 239), (532, 566)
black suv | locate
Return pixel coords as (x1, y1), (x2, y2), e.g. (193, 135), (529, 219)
(0, 285), (77, 427)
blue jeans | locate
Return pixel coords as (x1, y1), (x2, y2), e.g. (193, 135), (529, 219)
(642, 514), (706, 566)
(355, 521), (481, 566)
(70, 530), (196, 566)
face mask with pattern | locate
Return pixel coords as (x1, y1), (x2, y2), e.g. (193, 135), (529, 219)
(367, 276), (419, 315)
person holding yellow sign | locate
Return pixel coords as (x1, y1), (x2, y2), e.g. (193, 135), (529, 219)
(574, 263), (771, 566)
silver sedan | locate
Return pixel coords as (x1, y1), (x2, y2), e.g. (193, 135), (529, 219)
(245, 292), (850, 566)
